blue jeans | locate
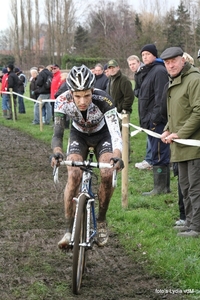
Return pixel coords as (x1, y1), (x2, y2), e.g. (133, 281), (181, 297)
(18, 91), (26, 113)
(148, 122), (170, 166)
(33, 94), (51, 124)
(145, 136), (152, 164)
(2, 93), (10, 110)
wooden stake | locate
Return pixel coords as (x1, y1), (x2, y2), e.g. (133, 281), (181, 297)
(121, 113), (129, 208)
(9, 88), (15, 122)
(39, 98), (43, 131)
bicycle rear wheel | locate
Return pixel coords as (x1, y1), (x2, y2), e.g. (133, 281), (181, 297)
(72, 193), (87, 294)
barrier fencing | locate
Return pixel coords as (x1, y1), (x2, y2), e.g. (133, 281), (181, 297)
(3, 88), (55, 131)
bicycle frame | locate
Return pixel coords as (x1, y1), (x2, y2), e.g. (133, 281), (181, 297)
(71, 195), (96, 248)
(73, 150), (105, 248)
(53, 149), (117, 294)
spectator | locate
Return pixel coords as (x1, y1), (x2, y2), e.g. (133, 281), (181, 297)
(138, 44), (170, 195)
(54, 72), (69, 98)
(183, 52), (194, 65)
(127, 55), (152, 170)
(160, 64), (186, 228)
(94, 63), (108, 91)
(107, 59), (134, 161)
(107, 59), (134, 114)
(29, 68), (39, 100)
(160, 46), (200, 237)
(173, 52), (193, 228)
(50, 64), (62, 122)
(103, 63), (109, 77)
(90, 67), (95, 74)
(173, 51), (194, 227)
(1, 68), (9, 118)
(7, 64), (19, 120)
(54, 72), (70, 129)
(15, 67), (26, 114)
(33, 65), (52, 125)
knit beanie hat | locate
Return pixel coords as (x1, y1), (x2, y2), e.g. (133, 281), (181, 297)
(2, 68), (8, 74)
(104, 63), (108, 71)
(140, 44), (158, 57)
(15, 67), (20, 73)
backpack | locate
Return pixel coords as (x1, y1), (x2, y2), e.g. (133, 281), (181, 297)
(45, 75), (52, 89)
(19, 73), (27, 87)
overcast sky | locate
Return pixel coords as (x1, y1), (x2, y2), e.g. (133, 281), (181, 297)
(0, 0), (181, 30)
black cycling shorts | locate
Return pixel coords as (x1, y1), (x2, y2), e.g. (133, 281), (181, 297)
(67, 125), (113, 160)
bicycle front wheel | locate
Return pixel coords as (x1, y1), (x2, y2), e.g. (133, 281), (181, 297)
(72, 193), (87, 295)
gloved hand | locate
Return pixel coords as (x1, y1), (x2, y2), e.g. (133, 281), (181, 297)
(110, 157), (124, 171)
(50, 152), (64, 167)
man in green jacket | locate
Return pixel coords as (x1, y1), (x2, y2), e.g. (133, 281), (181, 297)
(160, 47), (200, 238)
(107, 59), (134, 114)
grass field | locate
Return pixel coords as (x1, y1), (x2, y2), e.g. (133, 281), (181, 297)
(1, 89), (200, 299)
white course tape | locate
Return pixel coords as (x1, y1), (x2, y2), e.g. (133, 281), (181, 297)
(3, 91), (55, 103)
(174, 139), (200, 147)
(122, 122), (200, 147)
(130, 129), (141, 137)
(129, 123), (161, 138)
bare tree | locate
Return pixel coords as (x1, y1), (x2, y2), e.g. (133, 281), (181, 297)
(87, 0), (136, 61)
(20, 0), (25, 54)
(9, 0), (21, 65)
(3, 0), (200, 69)
(4, 0), (76, 68)
(44, 0), (76, 65)
(44, 0), (54, 62)
(34, 0), (40, 65)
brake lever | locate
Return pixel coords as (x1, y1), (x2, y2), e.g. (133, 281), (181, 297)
(53, 165), (57, 176)
(112, 169), (117, 188)
(53, 166), (59, 183)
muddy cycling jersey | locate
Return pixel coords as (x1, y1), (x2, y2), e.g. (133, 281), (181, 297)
(54, 88), (122, 152)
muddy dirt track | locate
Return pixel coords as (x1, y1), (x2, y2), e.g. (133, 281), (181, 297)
(0, 125), (187, 300)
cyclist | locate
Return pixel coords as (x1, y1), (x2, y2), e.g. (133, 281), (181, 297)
(51, 65), (124, 249)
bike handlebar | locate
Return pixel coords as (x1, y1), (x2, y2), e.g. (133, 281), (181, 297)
(59, 160), (112, 168)
(53, 160), (117, 187)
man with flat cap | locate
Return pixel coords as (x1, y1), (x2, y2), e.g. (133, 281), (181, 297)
(160, 46), (200, 238)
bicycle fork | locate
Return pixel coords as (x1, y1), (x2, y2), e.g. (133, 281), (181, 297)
(70, 195), (96, 249)
(87, 199), (97, 244)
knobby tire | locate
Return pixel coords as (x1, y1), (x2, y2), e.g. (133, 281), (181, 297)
(72, 193), (87, 294)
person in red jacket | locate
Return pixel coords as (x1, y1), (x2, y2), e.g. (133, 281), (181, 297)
(50, 64), (62, 121)
(7, 64), (19, 120)
(1, 68), (9, 117)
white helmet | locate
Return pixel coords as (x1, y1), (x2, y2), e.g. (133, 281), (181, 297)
(67, 65), (95, 91)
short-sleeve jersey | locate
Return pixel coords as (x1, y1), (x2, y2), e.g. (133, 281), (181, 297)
(54, 88), (122, 151)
